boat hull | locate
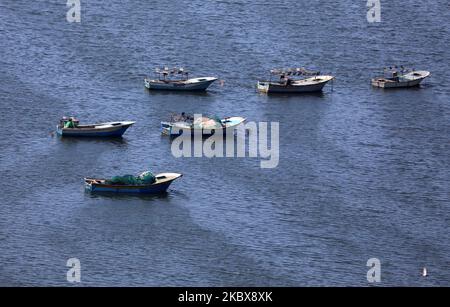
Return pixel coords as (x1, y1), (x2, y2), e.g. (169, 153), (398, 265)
(57, 122), (134, 137)
(162, 126), (238, 137)
(145, 77), (217, 91)
(86, 181), (173, 194)
(371, 78), (425, 88)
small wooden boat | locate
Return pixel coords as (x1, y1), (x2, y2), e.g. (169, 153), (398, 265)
(371, 66), (430, 88)
(161, 114), (246, 137)
(257, 68), (334, 93)
(85, 173), (182, 194)
(144, 67), (217, 91)
(56, 117), (135, 137)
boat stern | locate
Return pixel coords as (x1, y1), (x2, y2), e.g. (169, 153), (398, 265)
(371, 78), (387, 88)
(257, 81), (270, 93)
(84, 178), (99, 192)
(161, 121), (173, 136)
(56, 125), (63, 136)
(144, 77), (153, 89)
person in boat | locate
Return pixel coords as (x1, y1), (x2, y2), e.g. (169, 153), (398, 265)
(279, 74), (292, 86)
(392, 71), (399, 82)
(172, 112), (192, 123)
(181, 112), (193, 121)
(175, 112), (187, 122)
(64, 117), (76, 128)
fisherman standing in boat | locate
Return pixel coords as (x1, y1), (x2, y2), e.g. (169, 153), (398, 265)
(286, 77), (293, 86)
(280, 74), (293, 86)
(280, 74), (287, 86)
(392, 71), (399, 82)
(64, 117), (76, 128)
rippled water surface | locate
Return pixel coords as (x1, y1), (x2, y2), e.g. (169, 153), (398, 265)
(0, 0), (449, 286)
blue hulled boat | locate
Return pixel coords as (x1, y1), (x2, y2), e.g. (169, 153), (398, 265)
(56, 117), (135, 137)
(84, 173), (182, 194)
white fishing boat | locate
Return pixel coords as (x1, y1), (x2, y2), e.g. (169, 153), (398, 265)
(371, 66), (430, 88)
(144, 67), (217, 91)
(161, 113), (246, 137)
(257, 68), (334, 93)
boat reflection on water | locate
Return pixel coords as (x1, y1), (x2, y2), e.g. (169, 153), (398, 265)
(258, 90), (327, 99)
(57, 134), (129, 149)
(145, 88), (213, 97)
(85, 190), (170, 201)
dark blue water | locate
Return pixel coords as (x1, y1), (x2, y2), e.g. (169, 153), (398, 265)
(0, 0), (449, 286)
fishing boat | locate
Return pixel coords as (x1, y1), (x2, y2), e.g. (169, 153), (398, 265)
(56, 117), (135, 137)
(161, 113), (246, 137)
(144, 67), (218, 91)
(257, 68), (334, 93)
(85, 172), (182, 194)
(371, 66), (430, 88)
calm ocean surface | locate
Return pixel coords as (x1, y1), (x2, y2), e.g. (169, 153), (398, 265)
(0, 0), (449, 286)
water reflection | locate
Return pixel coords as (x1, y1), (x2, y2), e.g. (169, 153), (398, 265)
(144, 88), (213, 98)
(57, 136), (129, 147)
(85, 191), (171, 201)
(260, 91), (327, 99)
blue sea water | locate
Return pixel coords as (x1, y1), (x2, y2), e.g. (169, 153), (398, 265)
(0, 0), (449, 286)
